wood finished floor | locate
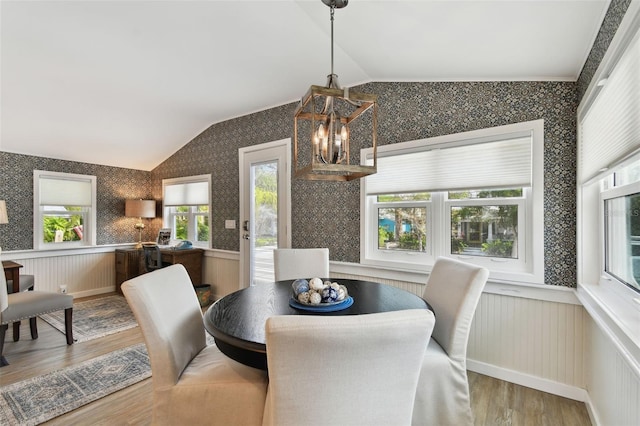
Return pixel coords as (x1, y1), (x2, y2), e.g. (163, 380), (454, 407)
(1, 294), (592, 426)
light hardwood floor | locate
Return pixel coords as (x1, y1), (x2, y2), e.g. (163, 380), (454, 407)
(1, 294), (592, 426)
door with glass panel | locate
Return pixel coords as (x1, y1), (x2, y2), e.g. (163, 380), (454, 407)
(239, 139), (291, 287)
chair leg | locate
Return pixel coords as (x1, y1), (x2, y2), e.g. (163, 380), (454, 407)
(1, 324), (8, 367)
(65, 307), (74, 345)
(12, 321), (20, 342)
(30, 317), (38, 339)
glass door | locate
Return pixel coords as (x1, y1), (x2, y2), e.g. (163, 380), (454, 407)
(239, 139), (291, 287)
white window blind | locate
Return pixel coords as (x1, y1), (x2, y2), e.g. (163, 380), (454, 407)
(164, 181), (209, 206)
(38, 174), (93, 206)
(580, 27), (640, 184)
(365, 136), (532, 195)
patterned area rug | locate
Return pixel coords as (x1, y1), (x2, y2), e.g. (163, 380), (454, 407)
(40, 295), (138, 342)
(3, 294), (216, 425)
(0, 343), (151, 426)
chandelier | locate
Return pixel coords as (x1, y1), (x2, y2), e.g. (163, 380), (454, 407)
(293, 0), (377, 181)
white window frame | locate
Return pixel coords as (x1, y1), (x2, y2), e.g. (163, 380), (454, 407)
(33, 170), (97, 250)
(444, 193), (528, 274)
(361, 120), (544, 284)
(162, 175), (211, 248)
(365, 195), (434, 269)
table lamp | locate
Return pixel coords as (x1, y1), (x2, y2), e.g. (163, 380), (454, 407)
(125, 199), (156, 249)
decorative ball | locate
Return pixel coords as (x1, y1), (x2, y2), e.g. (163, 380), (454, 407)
(321, 286), (338, 303)
(337, 285), (348, 301)
(309, 291), (322, 305)
(292, 279), (310, 296)
(297, 291), (311, 304)
(309, 277), (324, 291)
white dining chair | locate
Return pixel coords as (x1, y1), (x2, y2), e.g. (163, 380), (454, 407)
(412, 257), (489, 426)
(273, 248), (329, 281)
(263, 309), (435, 426)
(122, 264), (268, 425)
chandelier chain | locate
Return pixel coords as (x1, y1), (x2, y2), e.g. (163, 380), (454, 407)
(330, 5), (335, 76)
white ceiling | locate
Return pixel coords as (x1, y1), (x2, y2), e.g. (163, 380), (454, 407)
(0, 0), (610, 171)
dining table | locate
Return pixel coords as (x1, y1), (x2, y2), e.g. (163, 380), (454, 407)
(203, 278), (433, 370)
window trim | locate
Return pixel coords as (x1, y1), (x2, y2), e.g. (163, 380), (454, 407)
(365, 196), (434, 269)
(162, 174), (211, 248)
(360, 119), (544, 284)
(33, 170), (97, 250)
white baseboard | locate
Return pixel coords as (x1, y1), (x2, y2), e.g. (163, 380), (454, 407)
(467, 359), (589, 402)
(69, 286), (115, 299)
(581, 392), (602, 426)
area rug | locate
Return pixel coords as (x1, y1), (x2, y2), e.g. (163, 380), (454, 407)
(0, 343), (151, 426)
(39, 295), (138, 343)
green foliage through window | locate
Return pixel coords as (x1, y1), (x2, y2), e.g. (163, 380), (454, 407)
(43, 208), (83, 243)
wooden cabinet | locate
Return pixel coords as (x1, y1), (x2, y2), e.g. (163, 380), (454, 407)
(115, 248), (203, 294)
(161, 249), (203, 287)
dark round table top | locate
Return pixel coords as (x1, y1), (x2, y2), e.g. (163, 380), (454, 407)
(203, 278), (432, 370)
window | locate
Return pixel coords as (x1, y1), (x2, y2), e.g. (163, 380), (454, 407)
(33, 170), (97, 249)
(361, 120), (544, 283)
(578, 12), (640, 295)
(162, 175), (211, 247)
(602, 176), (640, 294)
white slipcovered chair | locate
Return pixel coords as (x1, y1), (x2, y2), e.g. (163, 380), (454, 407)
(263, 309), (436, 426)
(1, 260), (73, 367)
(122, 264), (268, 426)
(412, 257), (489, 426)
(273, 248), (330, 281)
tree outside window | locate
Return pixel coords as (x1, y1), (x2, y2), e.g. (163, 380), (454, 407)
(449, 189), (521, 258)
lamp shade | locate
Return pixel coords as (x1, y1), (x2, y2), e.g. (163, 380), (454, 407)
(125, 199), (156, 218)
(0, 200), (8, 224)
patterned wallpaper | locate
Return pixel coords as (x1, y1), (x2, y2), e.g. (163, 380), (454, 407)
(153, 81), (577, 286)
(0, 151), (158, 248)
(0, 0), (630, 288)
(577, 0), (632, 100)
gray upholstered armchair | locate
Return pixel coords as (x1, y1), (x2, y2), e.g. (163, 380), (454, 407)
(1, 259), (73, 367)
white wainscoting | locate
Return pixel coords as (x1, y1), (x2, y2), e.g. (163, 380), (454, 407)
(467, 293), (587, 401)
(202, 249), (241, 300)
(2, 248), (116, 297)
(584, 316), (640, 426)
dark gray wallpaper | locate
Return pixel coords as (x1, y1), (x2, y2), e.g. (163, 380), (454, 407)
(0, 152), (158, 248)
(154, 81), (576, 286)
(577, 0), (632, 100)
(0, 0), (630, 288)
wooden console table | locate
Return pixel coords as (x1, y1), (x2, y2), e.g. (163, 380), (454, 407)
(2, 260), (23, 293)
(115, 248), (203, 294)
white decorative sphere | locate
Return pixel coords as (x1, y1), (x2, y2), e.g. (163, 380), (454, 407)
(337, 287), (346, 301)
(297, 291), (311, 304)
(309, 277), (324, 291)
(309, 291), (322, 305)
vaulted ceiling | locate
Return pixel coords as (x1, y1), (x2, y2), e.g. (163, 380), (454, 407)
(0, 0), (610, 171)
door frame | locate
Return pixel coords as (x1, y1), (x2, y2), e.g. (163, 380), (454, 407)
(238, 138), (291, 288)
